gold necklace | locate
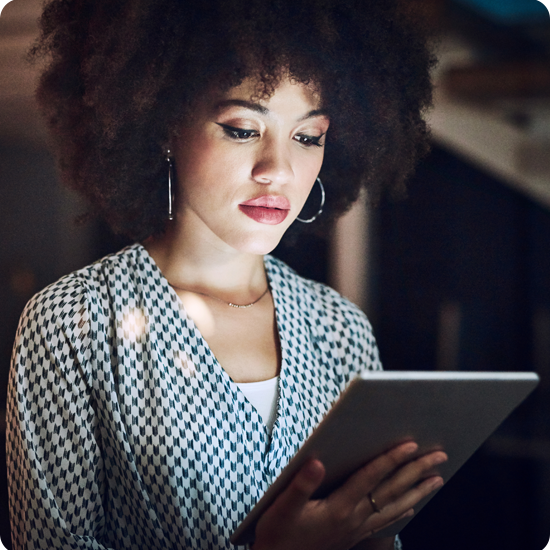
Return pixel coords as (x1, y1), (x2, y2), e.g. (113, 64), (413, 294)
(170, 284), (270, 309)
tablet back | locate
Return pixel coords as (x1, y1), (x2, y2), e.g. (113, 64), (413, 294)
(231, 371), (539, 544)
(313, 371), (539, 537)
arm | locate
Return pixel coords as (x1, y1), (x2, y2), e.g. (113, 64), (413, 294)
(7, 286), (113, 550)
(252, 442), (446, 550)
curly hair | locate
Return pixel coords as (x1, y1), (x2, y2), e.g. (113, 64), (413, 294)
(32, 0), (436, 241)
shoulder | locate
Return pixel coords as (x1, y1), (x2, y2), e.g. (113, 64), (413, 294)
(22, 244), (140, 313)
(265, 255), (381, 370)
(266, 254), (368, 325)
(17, 244), (150, 345)
(13, 245), (154, 386)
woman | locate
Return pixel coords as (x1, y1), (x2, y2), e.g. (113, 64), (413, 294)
(7, 0), (446, 548)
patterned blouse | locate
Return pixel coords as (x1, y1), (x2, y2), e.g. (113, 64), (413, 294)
(7, 244), (396, 550)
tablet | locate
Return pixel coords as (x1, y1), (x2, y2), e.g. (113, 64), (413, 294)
(230, 370), (539, 545)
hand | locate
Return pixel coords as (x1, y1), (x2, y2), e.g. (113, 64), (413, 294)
(251, 441), (447, 550)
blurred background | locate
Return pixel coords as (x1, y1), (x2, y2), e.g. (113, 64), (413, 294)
(1, 0), (550, 548)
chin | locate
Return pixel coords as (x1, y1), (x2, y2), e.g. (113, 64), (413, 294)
(235, 231), (286, 256)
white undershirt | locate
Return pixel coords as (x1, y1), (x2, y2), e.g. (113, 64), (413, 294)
(236, 376), (279, 434)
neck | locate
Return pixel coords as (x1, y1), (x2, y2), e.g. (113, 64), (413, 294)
(143, 222), (269, 301)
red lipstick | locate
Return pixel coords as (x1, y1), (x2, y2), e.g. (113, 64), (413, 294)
(239, 195), (290, 225)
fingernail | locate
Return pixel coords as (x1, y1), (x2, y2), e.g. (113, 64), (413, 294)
(304, 460), (323, 481)
(433, 453), (448, 465)
(404, 442), (418, 455)
(431, 478), (444, 490)
(397, 508), (415, 522)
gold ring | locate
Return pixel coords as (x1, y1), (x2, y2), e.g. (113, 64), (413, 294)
(368, 491), (382, 513)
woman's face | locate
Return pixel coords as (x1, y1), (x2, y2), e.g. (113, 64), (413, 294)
(171, 76), (330, 255)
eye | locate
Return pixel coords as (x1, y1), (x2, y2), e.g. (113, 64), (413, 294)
(294, 133), (325, 148)
(216, 123), (259, 141)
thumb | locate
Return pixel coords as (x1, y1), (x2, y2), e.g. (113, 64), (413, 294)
(269, 459), (326, 518)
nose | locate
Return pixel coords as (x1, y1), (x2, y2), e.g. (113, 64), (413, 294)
(251, 138), (294, 185)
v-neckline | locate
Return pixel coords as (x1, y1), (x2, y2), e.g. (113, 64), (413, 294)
(136, 243), (290, 439)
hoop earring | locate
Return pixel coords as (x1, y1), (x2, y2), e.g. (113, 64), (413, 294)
(166, 150), (174, 221)
(296, 177), (325, 223)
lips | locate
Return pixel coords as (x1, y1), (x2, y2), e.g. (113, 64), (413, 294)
(239, 195), (291, 225)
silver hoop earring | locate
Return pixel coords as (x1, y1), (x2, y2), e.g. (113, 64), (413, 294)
(296, 177), (325, 223)
(166, 150), (174, 221)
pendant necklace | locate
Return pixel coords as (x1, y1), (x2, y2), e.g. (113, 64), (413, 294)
(170, 284), (270, 309)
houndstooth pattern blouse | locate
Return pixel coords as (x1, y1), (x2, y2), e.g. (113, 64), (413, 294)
(7, 243), (400, 550)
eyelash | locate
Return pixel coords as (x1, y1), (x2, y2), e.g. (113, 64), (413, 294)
(295, 134), (324, 148)
(217, 124), (259, 140)
(216, 124), (324, 148)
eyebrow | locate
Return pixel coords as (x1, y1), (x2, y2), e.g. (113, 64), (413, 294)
(298, 109), (329, 121)
(216, 100), (329, 121)
(216, 99), (268, 115)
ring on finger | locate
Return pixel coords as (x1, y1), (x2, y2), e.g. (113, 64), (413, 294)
(368, 491), (382, 514)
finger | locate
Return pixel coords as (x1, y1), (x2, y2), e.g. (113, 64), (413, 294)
(333, 441), (419, 505)
(394, 474), (444, 514)
(368, 491), (382, 514)
(266, 459), (326, 520)
(368, 475), (444, 533)
(369, 507), (415, 536)
(374, 450), (447, 507)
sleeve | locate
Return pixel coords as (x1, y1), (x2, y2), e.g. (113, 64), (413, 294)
(6, 279), (114, 550)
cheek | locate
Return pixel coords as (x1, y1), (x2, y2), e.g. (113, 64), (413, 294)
(176, 144), (251, 208)
(297, 153), (325, 195)
(183, 137), (251, 181)
(176, 136), (216, 180)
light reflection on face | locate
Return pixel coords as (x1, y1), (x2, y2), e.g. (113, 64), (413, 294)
(171, 76), (330, 256)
